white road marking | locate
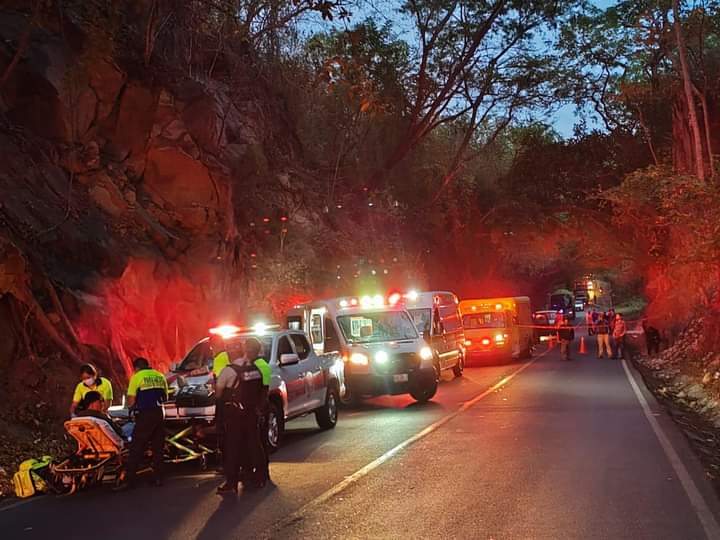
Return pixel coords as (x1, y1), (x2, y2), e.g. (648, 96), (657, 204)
(268, 355), (542, 535)
(0, 497), (37, 513)
(622, 359), (720, 539)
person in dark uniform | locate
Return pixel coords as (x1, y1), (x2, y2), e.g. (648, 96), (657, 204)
(215, 338), (270, 494)
(244, 337), (271, 485)
(116, 357), (168, 490)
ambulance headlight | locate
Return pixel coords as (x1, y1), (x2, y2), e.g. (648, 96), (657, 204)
(419, 347), (433, 360)
(350, 353), (369, 366)
(375, 351), (389, 364)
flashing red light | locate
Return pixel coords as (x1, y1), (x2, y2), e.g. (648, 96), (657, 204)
(464, 339), (472, 346)
(280, 216), (288, 222)
(350, 298), (359, 306)
(481, 338), (491, 346)
(388, 292), (402, 305)
(262, 217), (271, 223)
(209, 325), (241, 339)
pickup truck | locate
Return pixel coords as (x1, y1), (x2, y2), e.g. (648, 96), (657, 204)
(164, 329), (342, 452)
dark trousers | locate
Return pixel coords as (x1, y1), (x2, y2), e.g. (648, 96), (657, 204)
(126, 407), (164, 485)
(223, 405), (268, 487)
(614, 336), (626, 359)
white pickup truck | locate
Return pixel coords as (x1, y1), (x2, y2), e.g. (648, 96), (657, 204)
(164, 329), (342, 451)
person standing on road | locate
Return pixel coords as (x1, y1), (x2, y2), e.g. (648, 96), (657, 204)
(244, 337), (271, 486)
(117, 357), (168, 490)
(216, 338), (270, 494)
(557, 318), (575, 361)
(595, 313), (612, 359)
(613, 313), (627, 359)
(585, 309), (594, 336)
(70, 364), (113, 417)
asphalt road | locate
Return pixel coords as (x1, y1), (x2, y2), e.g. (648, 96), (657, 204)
(3, 323), (720, 539)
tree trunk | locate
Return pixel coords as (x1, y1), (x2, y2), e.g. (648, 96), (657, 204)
(673, 0), (706, 180)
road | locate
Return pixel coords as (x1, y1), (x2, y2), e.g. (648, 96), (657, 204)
(3, 324), (720, 540)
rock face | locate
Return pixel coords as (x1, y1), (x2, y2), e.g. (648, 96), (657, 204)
(0, 7), (285, 388)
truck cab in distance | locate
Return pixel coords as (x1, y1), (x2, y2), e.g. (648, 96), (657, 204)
(287, 295), (438, 404)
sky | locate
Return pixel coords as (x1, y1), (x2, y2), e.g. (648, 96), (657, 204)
(299, 1), (618, 139)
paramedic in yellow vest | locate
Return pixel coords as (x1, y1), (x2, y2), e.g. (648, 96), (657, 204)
(70, 364), (113, 416)
(116, 357), (168, 490)
(210, 334), (230, 378)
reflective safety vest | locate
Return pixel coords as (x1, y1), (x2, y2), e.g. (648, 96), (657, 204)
(72, 376), (114, 404)
(221, 362), (268, 409)
(212, 351), (230, 377)
(128, 368), (168, 411)
(253, 357), (271, 386)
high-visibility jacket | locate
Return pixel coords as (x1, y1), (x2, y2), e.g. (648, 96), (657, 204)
(127, 368), (168, 411)
(212, 351), (230, 377)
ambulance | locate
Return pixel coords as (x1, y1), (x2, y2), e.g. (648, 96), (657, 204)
(459, 297), (533, 362)
(286, 294), (439, 404)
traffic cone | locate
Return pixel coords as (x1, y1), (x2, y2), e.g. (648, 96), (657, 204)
(579, 336), (587, 354)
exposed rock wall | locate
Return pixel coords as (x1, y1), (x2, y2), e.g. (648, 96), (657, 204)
(0, 6), (292, 389)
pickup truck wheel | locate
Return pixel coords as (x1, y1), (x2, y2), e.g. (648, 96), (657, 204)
(452, 354), (464, 378)
(410, 375), (438, 403)
(316, 387), (339, 430)
(265, 401), (283, 454)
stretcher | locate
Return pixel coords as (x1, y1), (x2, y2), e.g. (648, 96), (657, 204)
(52, 412), (217, 495)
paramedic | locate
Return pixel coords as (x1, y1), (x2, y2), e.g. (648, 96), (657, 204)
(70, 363), (113, 416)
(118, 357), (168, 490)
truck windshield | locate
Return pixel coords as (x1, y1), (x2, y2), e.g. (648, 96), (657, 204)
(462, 312), (507, 329)
(336, 311), (419, 344)
(550, 295), (571, 309)
(179, 341), (212, 371)
(408, 308), (431, 334)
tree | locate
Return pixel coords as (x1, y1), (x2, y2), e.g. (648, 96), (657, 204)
(673, 0), (705, 180)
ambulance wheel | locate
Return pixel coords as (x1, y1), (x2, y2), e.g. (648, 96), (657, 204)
(410, 375), (437, 403)
(452, 354), (464, 378)
(265, 400), (283, 454)
(316, 387), (339, 430)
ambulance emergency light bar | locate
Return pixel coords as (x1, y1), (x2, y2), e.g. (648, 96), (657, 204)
(337, 291), (413, 310)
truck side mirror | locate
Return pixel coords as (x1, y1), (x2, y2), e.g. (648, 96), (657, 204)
(280, 353), (299, 366)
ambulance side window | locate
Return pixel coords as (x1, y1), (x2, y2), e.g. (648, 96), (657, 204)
(324, 319), (340, 353)
(310, 314), (323, 344)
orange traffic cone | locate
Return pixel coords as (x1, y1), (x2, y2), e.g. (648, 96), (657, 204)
(579, 336), (587, 354)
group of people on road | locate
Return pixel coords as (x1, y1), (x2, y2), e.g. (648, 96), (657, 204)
(70, 342), (271, 494)
(559, 306), (663, 361)
(212, 334), (272, 494)
(69, 359), (168, 490)
(592, 311), (626, 359)
(555, 308), (627, 361)
(66, 337), (271, 495)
